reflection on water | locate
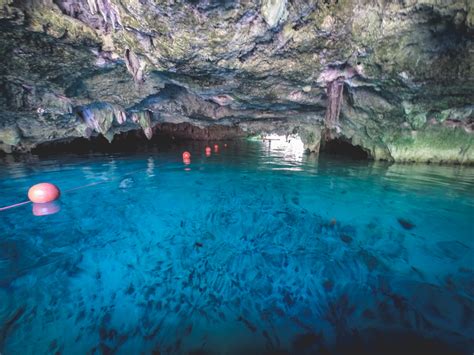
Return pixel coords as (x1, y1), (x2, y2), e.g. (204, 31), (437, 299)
(0, 140), (473, 354)
(260, 134), (306, 169)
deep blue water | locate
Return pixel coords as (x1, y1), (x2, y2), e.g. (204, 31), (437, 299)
(0, 139), (473, 355)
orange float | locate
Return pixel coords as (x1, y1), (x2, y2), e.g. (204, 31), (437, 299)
(28, 183), (60, 204)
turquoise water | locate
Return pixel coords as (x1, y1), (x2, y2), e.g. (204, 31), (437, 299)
(0, 140), (473, 354)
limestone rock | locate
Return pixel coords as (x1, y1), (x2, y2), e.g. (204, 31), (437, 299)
(0, 0), (472, 163)
(261, 0), (288, 28)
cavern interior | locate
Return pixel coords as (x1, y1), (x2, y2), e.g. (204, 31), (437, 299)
(0, 1), (473, 354)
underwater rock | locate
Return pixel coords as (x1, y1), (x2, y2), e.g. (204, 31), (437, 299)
(397, 218), (415, 230)
(119, 177), (134, 189)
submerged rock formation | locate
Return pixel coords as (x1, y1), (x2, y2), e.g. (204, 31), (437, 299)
(0, 0), (473, 162)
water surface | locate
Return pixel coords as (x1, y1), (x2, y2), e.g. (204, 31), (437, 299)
(0, 140), (473, 354)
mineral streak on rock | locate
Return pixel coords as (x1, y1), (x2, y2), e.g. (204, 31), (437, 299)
(86, 0), (122, 29)
(124, 49), (143, 83)
(0, 0), (472, 162)
(324, 79), (344, 134)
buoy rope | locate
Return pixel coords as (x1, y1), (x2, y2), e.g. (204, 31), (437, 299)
(0, 200), (31, 211)
(64, 180), (110, 193)
(0, 161), (172, 212)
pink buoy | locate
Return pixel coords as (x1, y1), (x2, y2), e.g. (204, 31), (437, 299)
(205, 146), (211, 156)
(28, 183), (60, 204)
(182, 151), (191, 160)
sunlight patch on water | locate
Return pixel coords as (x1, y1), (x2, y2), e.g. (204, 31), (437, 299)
(260, 133), (306, 170)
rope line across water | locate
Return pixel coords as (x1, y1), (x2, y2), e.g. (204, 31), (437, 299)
(0, 162), (172, 212)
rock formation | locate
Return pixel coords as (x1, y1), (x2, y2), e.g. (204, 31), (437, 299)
(0, 0), (472, 163)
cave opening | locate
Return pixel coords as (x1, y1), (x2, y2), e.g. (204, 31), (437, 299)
(31, 131), (157, 155)
(30, 123), (245, 156)
(31, 129), (203, 156)
(320, 138), (370, 160)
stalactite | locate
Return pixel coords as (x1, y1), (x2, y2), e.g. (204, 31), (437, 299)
(114, 109), (127, 125)
(131, 111), (153, 140)
(124, 49), (143, 83)
(81, 107), (99, 134)
(138, 111), (153, 140)
(78, 104), (114, 136)
(78, 104), (154, 141)
(324, 78), (344, 137)
(78, 103), (126, 138)
(86, 0), (122, 29)
(86, 0), (98, 14)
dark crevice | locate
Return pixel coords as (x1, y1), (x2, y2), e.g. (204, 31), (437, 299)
(31, 123), (245, 156)
(31, 131), (157, 155)
(320, 138), (370, 160)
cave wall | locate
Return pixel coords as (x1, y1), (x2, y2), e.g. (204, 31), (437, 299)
(0, 0), (472, 163)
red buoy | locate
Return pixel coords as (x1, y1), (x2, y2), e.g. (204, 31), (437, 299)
(28, 183), (60, 204)
(205, 146), (212, 156)
(182, 151), (191, 160)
